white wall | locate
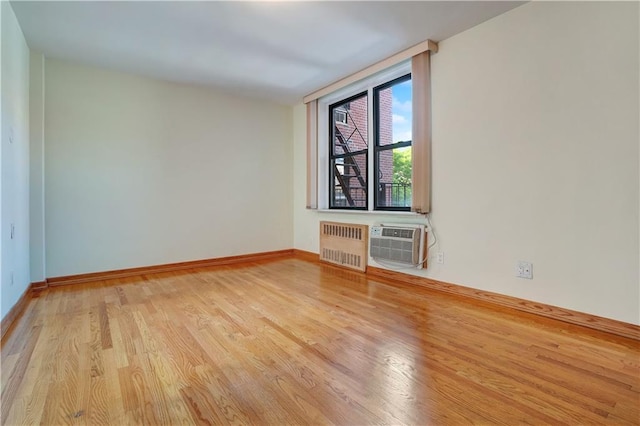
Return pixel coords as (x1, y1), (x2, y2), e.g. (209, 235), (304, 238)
(29, 52), (45, 282)
(45, 60), (292, 277)
(293, 2), (640, 325)
(1, 2), (31, 320)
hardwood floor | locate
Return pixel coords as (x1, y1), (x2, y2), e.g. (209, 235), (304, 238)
(1, 258), (639, 425)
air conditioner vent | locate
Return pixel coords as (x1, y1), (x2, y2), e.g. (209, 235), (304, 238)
(370, 224), (426, 269)
(381, 228), (414, 239)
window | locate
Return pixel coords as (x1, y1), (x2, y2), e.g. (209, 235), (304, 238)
(329, 92), (369, 209)
(305, 41), (435, 213)
(334, 108), (348, 125)
(325, 65), (412, 211)
(374, 75), (412, 210)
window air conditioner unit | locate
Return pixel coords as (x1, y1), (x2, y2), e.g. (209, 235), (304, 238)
(369, 224), (426, 269)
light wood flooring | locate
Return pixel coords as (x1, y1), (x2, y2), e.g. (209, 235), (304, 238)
(1, 258), (639, 425)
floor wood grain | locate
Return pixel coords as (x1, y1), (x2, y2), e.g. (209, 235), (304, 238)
(1, 258), (639, 425)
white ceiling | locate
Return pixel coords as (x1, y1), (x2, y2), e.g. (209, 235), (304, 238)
(11, 1), (524, 105)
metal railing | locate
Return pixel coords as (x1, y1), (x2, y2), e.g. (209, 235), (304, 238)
(378, 182), (411, 207)
(333, 187), (366, 208)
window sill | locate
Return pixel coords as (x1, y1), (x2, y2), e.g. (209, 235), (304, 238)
(316, 209), (424, 217)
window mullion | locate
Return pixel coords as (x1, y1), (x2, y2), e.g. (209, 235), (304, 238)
(367, 87), (375, 211)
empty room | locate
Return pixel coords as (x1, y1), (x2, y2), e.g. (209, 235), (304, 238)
(1, 1), (639, 424)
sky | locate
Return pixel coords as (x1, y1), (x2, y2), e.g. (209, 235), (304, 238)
(391, 79), (412, 143)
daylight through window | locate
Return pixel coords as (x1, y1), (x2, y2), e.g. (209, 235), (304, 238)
(328, 72), (412, 211)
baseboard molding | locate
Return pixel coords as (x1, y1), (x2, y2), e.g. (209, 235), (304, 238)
(366, 265), (640, 341)
(292, 250), (639, 341)
(6, 249), (637, 342)
(29, 281), (48, 297)
(46, 249), (294, 287)
(1, 250), (294, 343)
(292, 249), (320, 263)
(30, 280), (47, 290)
(1, 286), (32, 341)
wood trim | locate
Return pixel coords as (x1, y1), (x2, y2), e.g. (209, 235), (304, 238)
(366, 266), (640, 341)
(46, 249), (294, 287)
(30, 281), (47, 291)
(1, 287), (32, 341)
(303, 39), (438, 103)
(30, 281), (48, 297)
(292, 250), (639, 340)
(8, 250), (637, 343)
(292, 249), (320, 264)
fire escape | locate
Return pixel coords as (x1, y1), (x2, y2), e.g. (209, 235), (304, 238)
(332, 111), (367, 208)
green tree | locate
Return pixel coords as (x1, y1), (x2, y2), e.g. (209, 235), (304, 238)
(393, 148), (412, 185)
(392, 148), (412, 206)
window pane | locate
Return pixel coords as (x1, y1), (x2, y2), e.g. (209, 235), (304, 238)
(332, 94), (368, 156)
(376, 147), (411, 208)
(330, 92), (368, 209)
(374, 74), (412, 211)
(331, 153), (367, 209)
(378, 78), (412, 146)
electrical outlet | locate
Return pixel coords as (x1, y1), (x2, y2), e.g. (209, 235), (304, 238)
(9, 126), (14, 144)
(10, 223), (15, 239)
(516, 261), (533, 279)
(10, 272), (14, 286)
(436, 252), (444, 264)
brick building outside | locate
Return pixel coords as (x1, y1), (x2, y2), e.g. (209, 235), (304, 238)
(333, 88), (406, 208)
